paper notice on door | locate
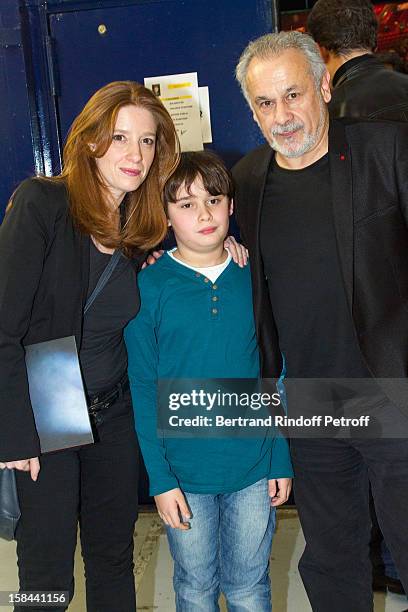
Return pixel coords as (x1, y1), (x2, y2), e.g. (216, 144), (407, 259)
(145, 72), (203, 152)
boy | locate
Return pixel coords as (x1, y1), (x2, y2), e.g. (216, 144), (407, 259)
(125, 151), (293, 611)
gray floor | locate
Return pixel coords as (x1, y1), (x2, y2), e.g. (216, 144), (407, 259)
(0, 508), (406, 611)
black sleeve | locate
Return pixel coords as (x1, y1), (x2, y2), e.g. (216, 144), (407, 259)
(231, 159), (247, 247)
(0, 179), (55, 461)
(395, 123), (408, 228)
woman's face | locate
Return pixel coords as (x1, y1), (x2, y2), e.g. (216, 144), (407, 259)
(94, 104), (157, 206)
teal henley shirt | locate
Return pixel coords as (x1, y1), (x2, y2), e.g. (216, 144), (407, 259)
(125, 253), (293, 496)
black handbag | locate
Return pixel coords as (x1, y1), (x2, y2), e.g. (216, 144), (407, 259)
(0, 468), (20, 541)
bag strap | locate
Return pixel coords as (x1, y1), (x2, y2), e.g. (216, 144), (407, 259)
(84, 249), (122, 316)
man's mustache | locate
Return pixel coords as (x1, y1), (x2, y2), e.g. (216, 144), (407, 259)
(271, 121), (304, 135)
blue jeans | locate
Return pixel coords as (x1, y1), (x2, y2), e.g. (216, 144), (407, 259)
(165, 478), (275, 611)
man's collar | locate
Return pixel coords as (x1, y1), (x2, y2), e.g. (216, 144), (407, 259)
(332, 53), (374, 88)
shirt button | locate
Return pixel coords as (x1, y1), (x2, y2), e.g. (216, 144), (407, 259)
(212, 296), (218, 302)
(195, 272), (200, 277)
(212, 284), (218, 290)
(204, 278), (209, 283)
(212, 308), (218, 314)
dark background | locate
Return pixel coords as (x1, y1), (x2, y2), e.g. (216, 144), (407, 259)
(280, 0), (386, 9)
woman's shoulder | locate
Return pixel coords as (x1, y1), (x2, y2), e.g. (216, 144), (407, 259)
(13, 176), (69, 209)
(6, 177), (70, 229)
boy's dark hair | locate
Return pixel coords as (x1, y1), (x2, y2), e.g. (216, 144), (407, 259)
(164, 150), (234, 205)
(307, 0), (378, 56)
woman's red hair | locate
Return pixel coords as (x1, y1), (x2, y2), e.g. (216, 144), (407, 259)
(51, 81), (179, 254)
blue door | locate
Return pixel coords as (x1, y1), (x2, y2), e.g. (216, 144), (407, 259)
(49, 0), (274, 167)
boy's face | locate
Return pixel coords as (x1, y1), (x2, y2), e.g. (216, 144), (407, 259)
(167, 176), (233, 256)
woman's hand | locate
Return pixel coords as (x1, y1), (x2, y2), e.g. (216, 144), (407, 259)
(268, 478), (292, 506)
(224, 236), (248, 267)
(0, 457), (40, 481)
(142, 250), (164, 269)
(154, 488), (191, 530)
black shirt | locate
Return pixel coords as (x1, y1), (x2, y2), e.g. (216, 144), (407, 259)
(260, 154), (370, 379)
(80, 241), (139, 395)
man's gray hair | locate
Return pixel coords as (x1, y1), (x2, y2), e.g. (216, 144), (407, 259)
(236, 31), (326, 104)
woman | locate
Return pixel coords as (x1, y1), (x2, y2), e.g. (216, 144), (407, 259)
(0, 81), (179, 611)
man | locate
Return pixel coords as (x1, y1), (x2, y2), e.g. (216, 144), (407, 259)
(308, 0), (408, 597)
(307, 0), (408, 120)
(233, 31), (408, 612)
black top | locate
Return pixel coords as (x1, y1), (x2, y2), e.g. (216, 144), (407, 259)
(80, 241), (139, 395)
(260, 154), (369, 378)
(0, 177), (146, 461)
(232, 121), (408, 415)
(332, 54), (373, 89)
(329, 54), (408, 121)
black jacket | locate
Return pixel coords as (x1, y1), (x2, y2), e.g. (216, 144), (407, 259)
(232, 119), (408, 410)
(330, 55), (408, 121)
(0, 178), (142, 461)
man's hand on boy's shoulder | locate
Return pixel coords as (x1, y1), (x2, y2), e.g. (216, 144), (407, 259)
(224, 236), (248, 268)
(155, 488), (192, 530)
(268, 478), (292, 507)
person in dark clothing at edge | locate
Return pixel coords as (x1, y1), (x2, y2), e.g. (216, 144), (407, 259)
(233, 30), (408, 612)
(307, 0), (408, 121)
(308, 0), (408, 599)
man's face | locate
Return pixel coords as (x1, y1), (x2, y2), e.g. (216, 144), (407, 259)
(245, 49), (331, 165)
